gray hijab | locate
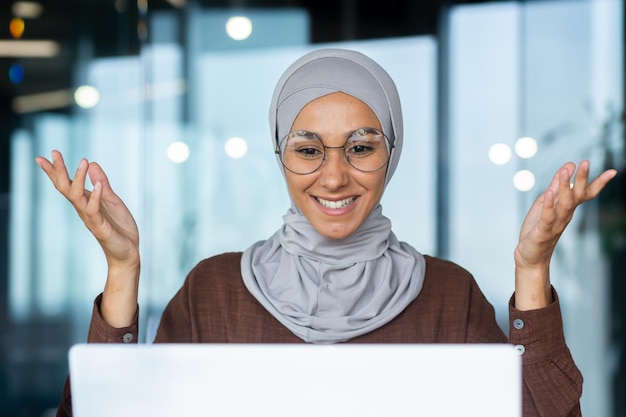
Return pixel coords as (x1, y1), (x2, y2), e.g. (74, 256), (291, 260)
(241, 48), (426, 344)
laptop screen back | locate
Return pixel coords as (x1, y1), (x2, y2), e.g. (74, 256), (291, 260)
(69, 343), (521, 417)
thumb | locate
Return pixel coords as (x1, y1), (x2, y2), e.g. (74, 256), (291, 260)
(87, 162), (112, 191)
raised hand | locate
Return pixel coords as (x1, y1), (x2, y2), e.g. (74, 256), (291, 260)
(35, 150), (140, 327)
(514, 160), (617, 310)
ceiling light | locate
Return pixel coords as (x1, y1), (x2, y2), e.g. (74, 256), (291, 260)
(514, 136), (538, 159)
(167, 141), (190, 163)
(12, 89), (73, 114)
(224, 137), (248, 159)
(12, 2), (43, 19)
(513, 170), (535, 192)
(0, 40), (59, 57)
(226, 16), (252, 41)
(74, 86), (100, 109)
(488, 143), (512, 165)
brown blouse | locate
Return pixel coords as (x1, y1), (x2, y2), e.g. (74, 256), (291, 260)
(57, 253), (583, 417)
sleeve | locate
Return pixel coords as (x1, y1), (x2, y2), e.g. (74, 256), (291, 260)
(509, 288), (583, 417)
(87, 293), (140, 343)
(56, 294), (140, 417)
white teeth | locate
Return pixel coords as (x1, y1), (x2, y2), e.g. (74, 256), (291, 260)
(316, 196), (356, 209)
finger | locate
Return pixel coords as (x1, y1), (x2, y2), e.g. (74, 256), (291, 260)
(68, 158), (89, 202)
(86, 181), (102, 213)
(49, 150), (73, 193)
(538, 189), (557, 237)
(34, 156), (60, 186)
(35, 153), (64, 182)
(571, 160), (591, 201)
(544, 162), (574, 196)
(555, 165), (575, 214)
(87, 162), (114, 197)
(584, 168), (618, 201)
(544, 166), (564, 196)
(35, 155), (53, 172)
(84, 181), (106, 237)
(37, 151), (72, 195)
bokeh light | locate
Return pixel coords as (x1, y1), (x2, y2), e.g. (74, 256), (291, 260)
(74, 85), (100, 109)
(12, 2), (43, 19)
(114, 0), (127, 13)
(515, 136), (538, 159)
(167, 141), (190, 163)
(224, 137), (248, 159)
(137, 0), (148, 14)
(513, 170), (535, 192)
(488, 143), (512, 165)
(10, 18), (25, 39)
(137, 21), (148, 41)
(8, 63), (24, 84)
(226, 16), (253, 41)
(165, 0), (186, 7)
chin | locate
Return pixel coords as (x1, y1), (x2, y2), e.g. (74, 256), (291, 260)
(314, 223), (358, 240)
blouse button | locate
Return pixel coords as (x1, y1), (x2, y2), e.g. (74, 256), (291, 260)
(122, 333), (134, 343)
(514, 344), (525, 355)
(513, 318), (525, 330)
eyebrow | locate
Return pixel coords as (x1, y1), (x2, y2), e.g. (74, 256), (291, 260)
(290, 126), (381, 139)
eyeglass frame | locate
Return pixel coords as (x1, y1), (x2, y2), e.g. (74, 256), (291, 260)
(274, 126), (395, 175)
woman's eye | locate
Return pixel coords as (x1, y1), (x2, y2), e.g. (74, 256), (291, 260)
(287, 132), (324, 158)
(347, 143), (374, 156)
(296, 147), (322, 157)
(350, 144), (370, 153)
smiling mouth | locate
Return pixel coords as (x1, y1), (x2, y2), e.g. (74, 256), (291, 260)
(315, 196), (357, 209)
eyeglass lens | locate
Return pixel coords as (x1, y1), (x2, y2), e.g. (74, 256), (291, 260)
(279, 127), (391, 174)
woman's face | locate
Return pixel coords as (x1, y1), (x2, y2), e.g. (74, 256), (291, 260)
(284, 92), (387, 240)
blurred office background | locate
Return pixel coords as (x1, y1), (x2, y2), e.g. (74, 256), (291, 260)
(0, 0), (624, 416)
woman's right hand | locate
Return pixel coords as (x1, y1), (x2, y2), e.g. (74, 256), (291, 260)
(35, 150), (140, 327)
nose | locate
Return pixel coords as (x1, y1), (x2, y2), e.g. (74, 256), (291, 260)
(318, 146), (350, 190)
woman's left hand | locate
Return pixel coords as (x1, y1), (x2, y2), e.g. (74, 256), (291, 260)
(514, 160), (617, 310)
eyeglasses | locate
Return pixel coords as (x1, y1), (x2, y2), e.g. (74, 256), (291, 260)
(276, 127), (393, 175)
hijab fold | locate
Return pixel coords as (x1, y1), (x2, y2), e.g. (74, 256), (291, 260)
(241, 49), (426, 344)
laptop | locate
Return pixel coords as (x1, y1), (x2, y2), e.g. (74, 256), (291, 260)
(69, 343), (521, 417)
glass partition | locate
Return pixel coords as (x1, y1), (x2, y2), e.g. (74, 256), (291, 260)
(520, 1), (624, 416)
(449, 1), (624, 416)
(2, 1), (624, 416)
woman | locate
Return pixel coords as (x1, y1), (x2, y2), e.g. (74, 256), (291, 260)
(37, 49), (616, 416)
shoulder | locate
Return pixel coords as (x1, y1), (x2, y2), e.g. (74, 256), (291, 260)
(422, 255), (480, 296)
(191, 252), (243, 273)
(185, 252), (244, 289)
(424, 255), (475, 281)
(178, 252), (249, 313)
